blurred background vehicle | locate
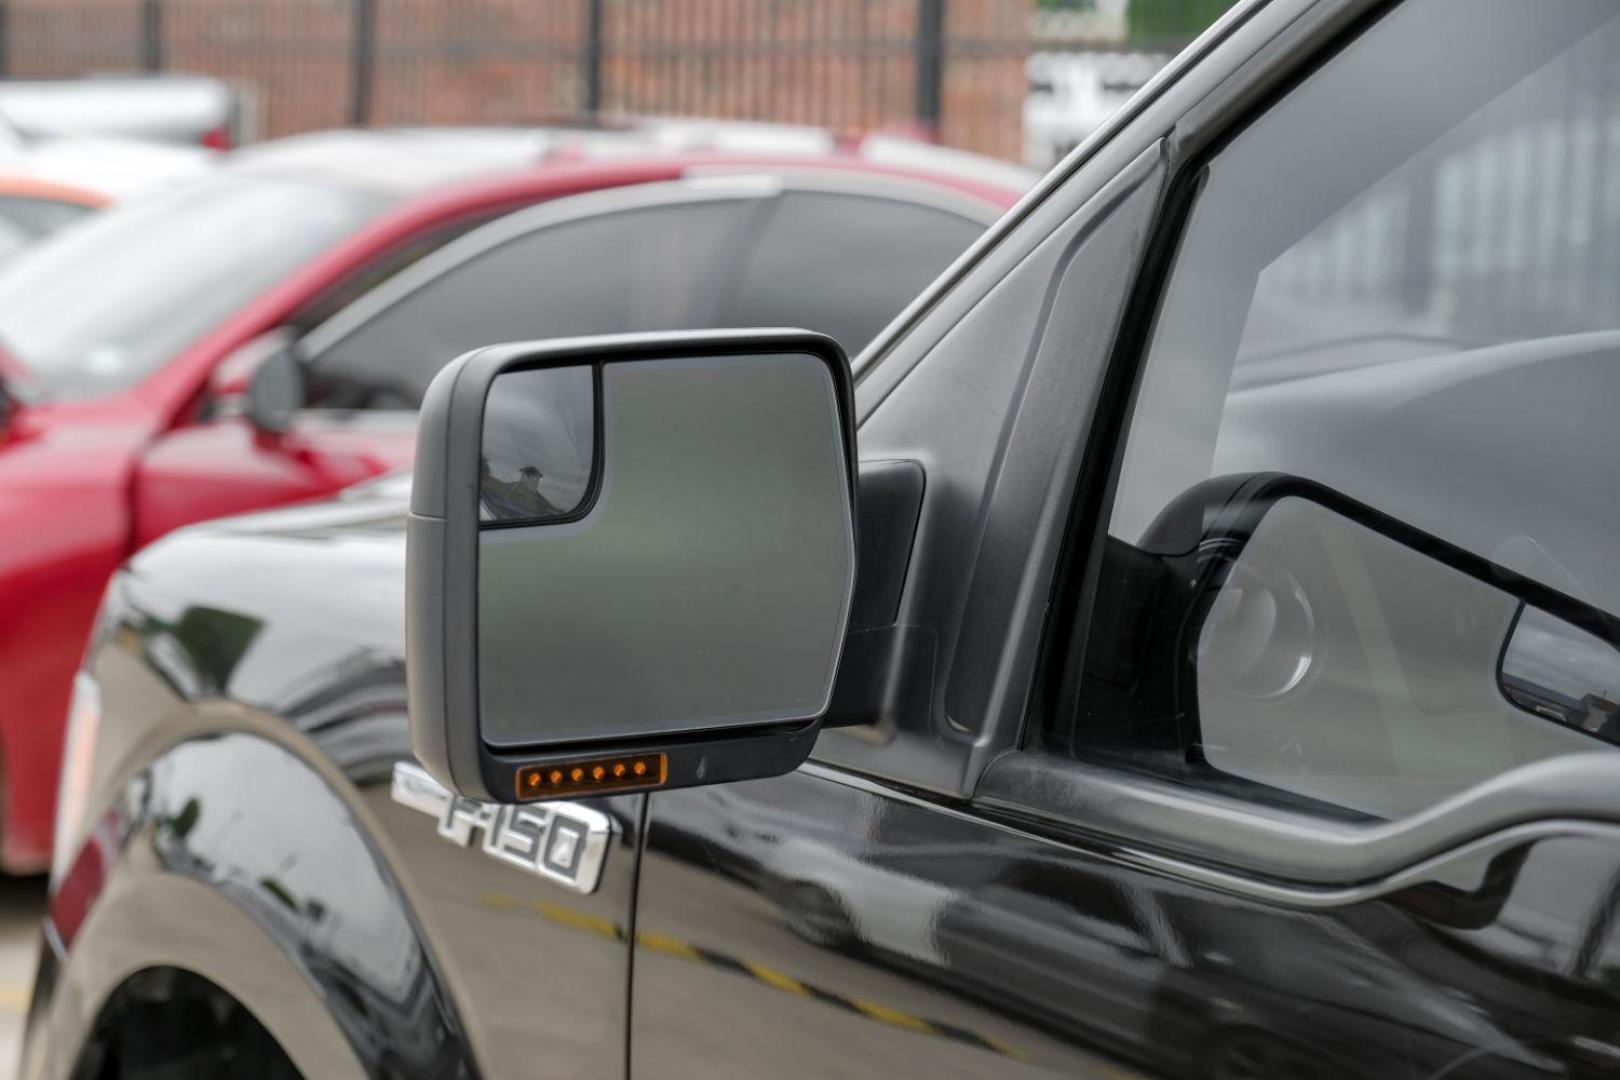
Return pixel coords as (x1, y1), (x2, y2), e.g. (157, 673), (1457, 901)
(0, 74), (254, 148)
(0, 176), (105, 263)
(0, 109), (212, 201)
(0, 124), (1021, 878)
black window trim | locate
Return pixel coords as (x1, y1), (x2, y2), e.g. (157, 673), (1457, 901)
(1030, 0), (1403, 757)
(807, 0), (1357, 802)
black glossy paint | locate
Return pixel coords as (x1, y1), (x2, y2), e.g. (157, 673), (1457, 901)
(67, 732), (476, 1079)
(634, 771), (1620, 1078)
(35, 486), (644, 1080)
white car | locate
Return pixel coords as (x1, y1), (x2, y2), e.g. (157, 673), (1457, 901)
(0, 110), (214, 202)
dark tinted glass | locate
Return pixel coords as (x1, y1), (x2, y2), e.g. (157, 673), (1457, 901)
(308, 199), (754, 410)
(1054, 0), (1620, 820)
(720, 191), (987, 357)
(479, 365), (595, 524)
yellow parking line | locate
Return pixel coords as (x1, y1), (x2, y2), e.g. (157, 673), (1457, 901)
(635, 930), (701, 960)
(472, 890), (1025, 1061)
(743, 961), (810, 997)
(849, 996), (937, 1035)
(532, 900), (620, 939)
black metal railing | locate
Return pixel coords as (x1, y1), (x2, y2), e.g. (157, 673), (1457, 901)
(0, 0), (1032, 160)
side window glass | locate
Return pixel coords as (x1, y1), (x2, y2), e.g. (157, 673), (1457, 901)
(1049, 0), (1620, 820)
(305, 199), (753, 410)
(721, 191), (988, 358)
(290, 213), (497, 336)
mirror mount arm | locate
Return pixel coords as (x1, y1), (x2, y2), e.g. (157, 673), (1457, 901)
(822, 459), (928, 730)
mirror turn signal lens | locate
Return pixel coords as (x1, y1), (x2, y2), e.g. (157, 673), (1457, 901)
(517, 753), (667, 799)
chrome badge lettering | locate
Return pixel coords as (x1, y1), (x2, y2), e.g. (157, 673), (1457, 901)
(391, 762), (611, 894)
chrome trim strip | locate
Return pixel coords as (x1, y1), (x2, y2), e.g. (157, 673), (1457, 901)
(800, 757), (1620, 909)
(976, 751), (1620, 887)
(1120, 820), (1620, 909)
(390, 760), (452, 817)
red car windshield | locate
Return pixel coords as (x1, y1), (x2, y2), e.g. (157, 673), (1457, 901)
(0, 172), (391, 401)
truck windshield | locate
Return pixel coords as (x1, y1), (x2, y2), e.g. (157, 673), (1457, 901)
(0, 172), (391, 401)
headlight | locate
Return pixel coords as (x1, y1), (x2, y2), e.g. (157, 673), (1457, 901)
(50, 670), (101, 887)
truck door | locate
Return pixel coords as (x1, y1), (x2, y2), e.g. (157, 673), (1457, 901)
(629, 1), (1620, 1076)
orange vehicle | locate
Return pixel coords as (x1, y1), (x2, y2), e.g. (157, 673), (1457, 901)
(0, 174), (106, 260)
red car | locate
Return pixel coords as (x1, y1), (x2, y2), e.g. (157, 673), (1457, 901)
(0, 127), (1024, 872)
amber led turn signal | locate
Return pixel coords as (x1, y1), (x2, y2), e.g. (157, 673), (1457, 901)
(517, 753), (668, 799)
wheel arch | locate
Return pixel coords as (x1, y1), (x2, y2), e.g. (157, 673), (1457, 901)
(36, 871), (365, 1080)
(67, 964), (300, 1079)
(37, 726), (479, 1080)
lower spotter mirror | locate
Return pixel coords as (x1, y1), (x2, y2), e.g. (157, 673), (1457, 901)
(407, 330), (857, 803)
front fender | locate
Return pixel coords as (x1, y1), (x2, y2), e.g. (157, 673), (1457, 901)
(32, 869), (366, 1080)
(37, 731), (478, 1080)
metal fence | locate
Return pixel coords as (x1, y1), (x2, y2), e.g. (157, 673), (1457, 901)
(1261, 42), (1620, 350)
(0, 0), (1032, 160)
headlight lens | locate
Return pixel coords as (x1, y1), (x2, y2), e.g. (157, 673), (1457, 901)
(50, 670), (101, 887)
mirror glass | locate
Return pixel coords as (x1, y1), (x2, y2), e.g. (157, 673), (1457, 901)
(479, 365), (596, 523)
(475, 351), (853, 750)
(1500, 605), (1620, 740)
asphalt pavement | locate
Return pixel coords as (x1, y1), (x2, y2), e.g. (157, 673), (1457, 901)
(0, 876), (42, 1080)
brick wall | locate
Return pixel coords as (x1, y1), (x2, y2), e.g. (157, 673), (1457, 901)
(2, 0), (1031, 160)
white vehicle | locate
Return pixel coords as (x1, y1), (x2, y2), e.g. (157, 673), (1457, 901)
(0, 74), (254, 147)
(0, 110), (214, 202)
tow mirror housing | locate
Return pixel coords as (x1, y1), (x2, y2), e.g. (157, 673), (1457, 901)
(407, 330), (857, 803)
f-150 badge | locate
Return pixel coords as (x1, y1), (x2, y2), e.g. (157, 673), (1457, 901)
(391, 762), (612, 894)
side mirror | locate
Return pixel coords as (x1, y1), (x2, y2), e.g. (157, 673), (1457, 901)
(242, 336), (305, 435)
(0, 373), (17, 432)
(407, 330), (857, 803)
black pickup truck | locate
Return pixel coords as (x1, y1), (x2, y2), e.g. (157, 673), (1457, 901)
(26, 1), (1620, 1077)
